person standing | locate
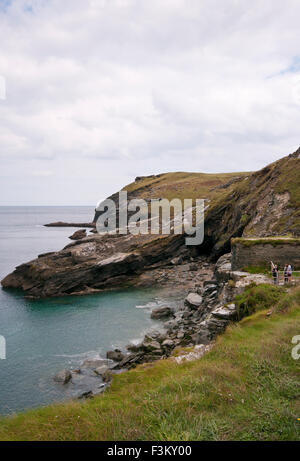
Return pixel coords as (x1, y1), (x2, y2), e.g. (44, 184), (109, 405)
(284, 264), (289, 284)
(271, 261), (278, 285)
(287, 264), (292, 283)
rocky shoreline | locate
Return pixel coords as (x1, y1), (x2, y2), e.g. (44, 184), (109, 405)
(53, 253), (270, 399)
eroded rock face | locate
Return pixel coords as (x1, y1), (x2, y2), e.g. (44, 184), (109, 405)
(2, 150), (298, 298)
(1, 232), (185, 298)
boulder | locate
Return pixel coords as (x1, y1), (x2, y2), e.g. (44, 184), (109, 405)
(162, 339), (175, 349)
(53, 369), (72, 384)
(114, 352), (145, 370)
(68, 229), (87, 240)
(191, 330), (211, 345)
(150, 306), (174, 320)
(143, 340), (161, 352)
(206, 318), (228, 336)
(214, 253), (232, 282)
(126, 342), (144, 352)
(212, 305), (237, 320)
(144, 331), (167, 343)
(106, 349), (125, 362)
(94, 365), (109, 376)
(184, 293), (203, 309)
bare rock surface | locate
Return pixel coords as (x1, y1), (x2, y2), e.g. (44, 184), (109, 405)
(150, 306), (174, 319)
(106, 349), (125, 362)
(69, 229), (87, 240)
(184, 293), (203, 309)
(53, 369), (72, 384)
(1, 232), (186, 298)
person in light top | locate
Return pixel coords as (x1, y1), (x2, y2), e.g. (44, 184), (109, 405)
(287, 264), (292, 283)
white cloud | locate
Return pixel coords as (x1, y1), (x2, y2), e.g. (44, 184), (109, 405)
(0, 0), (299, 204)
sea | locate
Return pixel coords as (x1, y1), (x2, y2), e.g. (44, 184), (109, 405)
(0, 206), (180, 415)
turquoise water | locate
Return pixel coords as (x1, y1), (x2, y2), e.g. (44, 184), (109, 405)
(0, 207), (178, 415)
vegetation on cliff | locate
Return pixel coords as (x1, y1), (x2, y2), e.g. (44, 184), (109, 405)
(96, 147), (300, 258)
(2, 148), (299, 297)
(234, 283), (285, 318)
(0, 284), (299, 441)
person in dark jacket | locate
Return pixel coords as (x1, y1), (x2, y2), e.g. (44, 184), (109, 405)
(271, 261), (278, 285)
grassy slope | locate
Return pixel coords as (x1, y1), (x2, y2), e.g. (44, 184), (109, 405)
(235, 152), (300, 236)
(0, 286), (299, 441)
(120, 151), (299, 256)
(124, 171), (249, 202)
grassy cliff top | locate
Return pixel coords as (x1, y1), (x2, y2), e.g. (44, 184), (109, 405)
(94, 148), (299, 256)
(0, 284), (299, 441)
(123, 171), (250, 202)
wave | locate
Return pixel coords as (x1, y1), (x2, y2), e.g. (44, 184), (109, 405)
(135, 300), (165, 309)
(54, 350), (104, 360)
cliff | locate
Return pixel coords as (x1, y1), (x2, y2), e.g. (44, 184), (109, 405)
(1, 147), (300, 298)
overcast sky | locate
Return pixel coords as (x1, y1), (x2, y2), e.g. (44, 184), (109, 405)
(0, 0), (300, 205)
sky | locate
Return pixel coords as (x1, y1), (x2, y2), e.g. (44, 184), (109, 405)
(0, 0), (300, 205)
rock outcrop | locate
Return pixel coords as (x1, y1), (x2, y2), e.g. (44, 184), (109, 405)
(1, 148), (299, 298)
(45, 221), (95, 228)
(69, 229), (87, 240)
(1, 233), (186, 298)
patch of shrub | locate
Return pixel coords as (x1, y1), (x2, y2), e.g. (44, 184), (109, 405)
(234, 283), (285, 319)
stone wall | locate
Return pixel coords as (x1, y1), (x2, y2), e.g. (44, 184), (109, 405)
(231, 238), (300, 271)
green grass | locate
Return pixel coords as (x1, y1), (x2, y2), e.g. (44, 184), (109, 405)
(242, 265), (271, 275)
(242, 266), (300, 279)
(275, 154), (300, 209)
(234, 283), (285, 318)
(0, 285), (299, 441)
(124, 171), (249, 202)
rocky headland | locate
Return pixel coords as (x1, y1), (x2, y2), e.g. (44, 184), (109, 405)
(1, 148), (299, 398)
(1, 148), (299, 299)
